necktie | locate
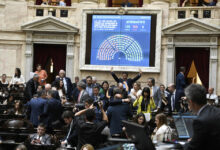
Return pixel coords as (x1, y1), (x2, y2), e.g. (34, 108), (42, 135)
(171, 94), (175, 111)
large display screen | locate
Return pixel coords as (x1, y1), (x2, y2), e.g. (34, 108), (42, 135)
(90, 15), (152, 67)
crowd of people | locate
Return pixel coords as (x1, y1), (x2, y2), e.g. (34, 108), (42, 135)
(0, 65), (220, 150)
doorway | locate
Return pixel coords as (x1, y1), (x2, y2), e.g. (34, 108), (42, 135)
(175, 47), (210, 89)
(33, 44), (67, 84)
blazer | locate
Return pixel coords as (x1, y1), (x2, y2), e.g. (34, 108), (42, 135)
(79, 90), (89, 103)
(111, 72), (141, 91)
(167, 90), (184, 112)
(184, 105), (220, 150)
(26, 97), (48, 127)
(133, 96), (156, 115)
(46, 98), (62, 127)
(176, 72), (186, 93)
(25, 78), (39, 101)
(30, 133), (51, 145)
(152, 86), (162, 108)
(107, 103), (132, 135)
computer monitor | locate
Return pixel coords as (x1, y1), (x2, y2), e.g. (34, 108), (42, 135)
(173, 115), (197, 139)
(122, 120), (155, 150)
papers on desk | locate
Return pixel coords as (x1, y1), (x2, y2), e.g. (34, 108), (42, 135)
(144, 113), (151, 122)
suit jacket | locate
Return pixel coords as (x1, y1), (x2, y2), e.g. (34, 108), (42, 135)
(184, 105), (220, 150)
(46, 98), (62, 127)
(152, 86), (162, 108)
(176, 72), (186, 93)
(107, 102), (132, 135)
(79, 90), (89, 103)
(30, 133), (51, 145)
(25, 78), (39, 101)
(26, 97), (48, 127)
(167, 90), (184, 113)
(111, 72), (141, 91)
(55, 77), (73, 100)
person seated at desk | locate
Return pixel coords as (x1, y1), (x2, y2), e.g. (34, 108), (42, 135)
(206, 87), (218, 105)
(184, 84), (220, 150)
(0, 74), (9, 88)
(7, 100), (24, 115)
(121, 0), (133, 7)
(10, 68), (25, 85)
(30, 123), (51, 145)
(151, 113), (173, 143)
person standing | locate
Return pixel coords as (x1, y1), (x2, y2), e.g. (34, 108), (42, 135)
(176, 66), (186, 94)
(24, 74), (39, 101)
(147, 77), (162, 109)
(35, 64), (48, 86)
(110, 67), (142, 92)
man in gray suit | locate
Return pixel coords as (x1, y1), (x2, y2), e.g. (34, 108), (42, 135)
(29, 123), (51, 145)
(77, 81), (89, 104)
(147, 77), (162, 109)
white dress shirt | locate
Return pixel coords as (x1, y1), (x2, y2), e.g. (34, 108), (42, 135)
(206, 93), (218, 104)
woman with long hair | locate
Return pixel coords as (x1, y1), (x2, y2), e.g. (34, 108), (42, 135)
(10, 68), (25, 85)
(56, 80), (67, 104)
(133, 87), (156, 117)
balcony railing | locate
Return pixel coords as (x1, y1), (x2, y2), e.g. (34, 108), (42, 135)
(169, 6), (220, 20)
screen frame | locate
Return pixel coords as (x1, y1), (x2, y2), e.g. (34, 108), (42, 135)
(80, 8), (162, 72)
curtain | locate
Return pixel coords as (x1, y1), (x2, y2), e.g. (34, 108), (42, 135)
(108, 0), (112, 7)
(139, 0), (143, 7)
(36, 0), (42, 5)
(65, 0), (71, 6)
(175, 47), (210, 89)
(33, 44), (67, 76)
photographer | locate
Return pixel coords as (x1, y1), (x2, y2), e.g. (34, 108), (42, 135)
(74, 100), (108, 150)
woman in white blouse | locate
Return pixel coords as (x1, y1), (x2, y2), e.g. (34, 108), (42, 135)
(152, 113), (172, 143)
(10, 68), (25, 85)
(129, 81), (142, 102)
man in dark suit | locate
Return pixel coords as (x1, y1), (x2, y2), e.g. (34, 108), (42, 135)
(147, 77), (162, 109)
(176, 66), (186, 94)
(110, 67), (142, 92)
(184, 84), (220, 150)
(26, 90), (48, 127)
(61, 111), (77, 147)
(30, 123), (51, 145)
(55, 70), (73, 100)
(25, 74), (39, 101)
(107, 88), (133, 137)
(167, 83), (184, 113)
(46, 90), (62, 128)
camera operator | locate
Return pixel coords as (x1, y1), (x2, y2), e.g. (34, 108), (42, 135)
(74, 100), (108, 150)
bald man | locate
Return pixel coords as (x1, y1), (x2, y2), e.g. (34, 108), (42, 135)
(206, 88), (218, 104)
(167, 83), (185, 113)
